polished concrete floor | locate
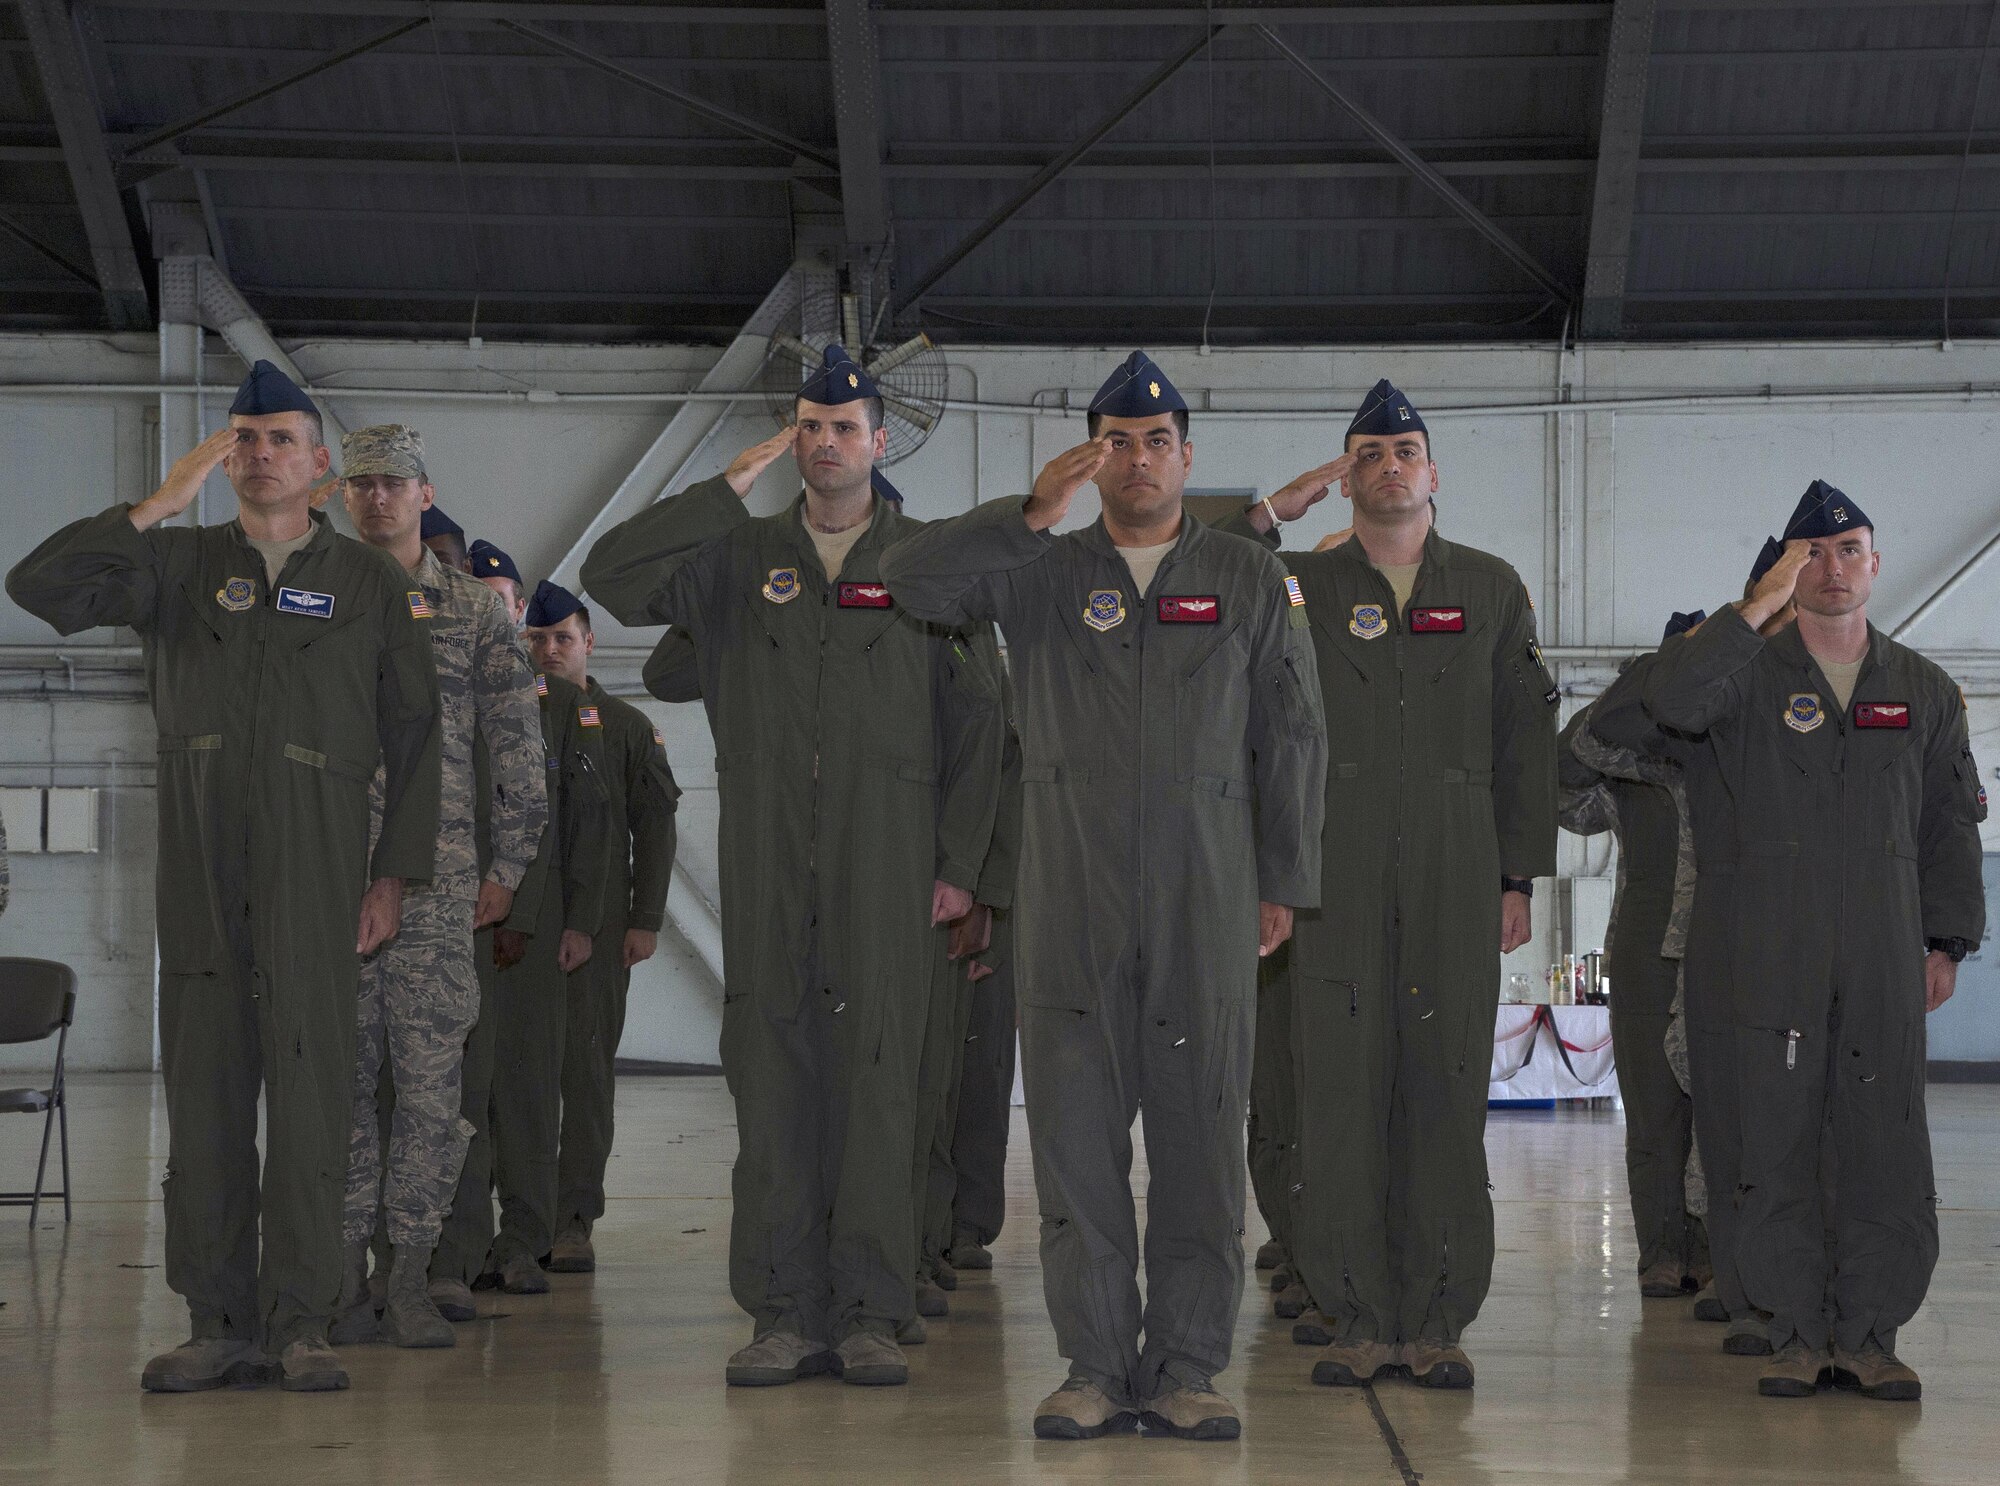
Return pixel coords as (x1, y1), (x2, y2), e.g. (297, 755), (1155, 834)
(3, 1074), (1998, 1484)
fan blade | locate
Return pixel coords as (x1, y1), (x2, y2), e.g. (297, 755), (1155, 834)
(865, 332), (933, 379)
(773, 334), (817, 370)
(879, 389), (939, 435)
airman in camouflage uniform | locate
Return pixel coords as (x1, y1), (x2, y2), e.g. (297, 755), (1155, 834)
(331, 428), (547, 1350)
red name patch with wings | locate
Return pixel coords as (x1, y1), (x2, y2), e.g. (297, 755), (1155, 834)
(1157, 595), (1220, 623)
(837, 582), (894, 609)
(1408, 607), (1467, 633)
(1853, 702), (1911, 729)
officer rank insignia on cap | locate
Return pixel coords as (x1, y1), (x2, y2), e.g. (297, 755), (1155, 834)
(762, 567), (800, 604)
(837, 581), (893, 609)
(215, 577), (255, 612)
(1785, 692), (1824, 733)
(1349, 602), (1388, 640)
(1157, 595), (1219, 623)
(1853, 702), (1910, 730)
(579, 706), (602, 728)
(1285, 576), (1305, 608)
(407, 590), (432, 620)
(535, 673), (549, 697)
(1409, 607), (1465, 633)
(1083, 589), (1126, 632)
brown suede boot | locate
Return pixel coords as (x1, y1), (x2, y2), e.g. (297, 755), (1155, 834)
(1311, 1338), (1398, 1387)
(1757, 1336), (1829, 1397)
(1831, 1337), (1920, 1401)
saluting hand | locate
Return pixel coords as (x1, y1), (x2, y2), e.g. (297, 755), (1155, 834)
(1024, 438), (1110, 533)
(1738, 540), (1811, 630)
(724, 425), (799, 498)
(131, 426), (238, 532)
(1258, 902), (1294, 957)
(1258, 454), (1357, 531)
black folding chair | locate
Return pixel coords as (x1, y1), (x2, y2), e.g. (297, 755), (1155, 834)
(0, 957), (75, 1224)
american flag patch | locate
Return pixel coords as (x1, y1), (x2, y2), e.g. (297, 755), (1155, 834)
(535, 674), (548, 697)
(578, 706), (602, 728)
(407, 590), (432, 620)
(1284, 575), (1305, 608)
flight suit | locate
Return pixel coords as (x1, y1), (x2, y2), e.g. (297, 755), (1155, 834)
(1645, 609), (1985, 1353)
(489, 672), (616, 1271)
(880, 496), (1326, 1407)
(1246, 941), (1297, 1268)
(1276, 529), (1557, 1348)
(1559, 698), (1705, 1281)
(583, 478), (1004, 1345)
(912, 702), (1022, 1290)
(6, 506), (441, 1350)
(949, 912), (1017, 1256)
(554, 682), (679, 1240)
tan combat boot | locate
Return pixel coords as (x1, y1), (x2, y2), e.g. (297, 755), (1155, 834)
(1312, 1338), (1399, 1388)
(833, 1330), (908, 1387)
(725, 1329), (834, 1386)
(1405, 1339), (1475, 1390)
(140, 1336), (276, 1393)
(1831, 1337), (1921, 1401)
(381, 1245), (455, 1349)
(1255, 1238), (1286, 1271)
(1033, 1376), (1137, 1440)
(1724, 1312), (1775, 1357)
(548, 1221), (595, 1273)
(1273, 1278), (1311, 1319)
(277, 1336), (350, 1393)
(1292, 1308), (1334, 1347)
(1757, 1336), (1828, 1397)
(1140, 1378), (1241, 1440)
(1691, 1282), (1728, 1323)
(1638, 1259), (1690, 1299)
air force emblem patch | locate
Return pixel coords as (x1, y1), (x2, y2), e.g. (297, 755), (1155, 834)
(1349, 602), (1388, 640)
(1785, 692), (1824, 733)
(215, 577), (255, 612)
(1083, 589), (1126, 632)
(762, 567), (801, 604)
(275, 587), (335, 619)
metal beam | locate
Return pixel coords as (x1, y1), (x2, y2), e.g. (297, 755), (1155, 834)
(894, 24), (1222, 312)
(80, 0), (1610, 21)
(826, 0), (889, 252)
(0, 206), (99, 286)
(118, 17), (431, 161)
(15, 0), (149, 329)
(549, 268), (800, 593)
(1580, 0), (1657, 337)
(1254, 23), (1575, 308)
(496, 21), (840, 172)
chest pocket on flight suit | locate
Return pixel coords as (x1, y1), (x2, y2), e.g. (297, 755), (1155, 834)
(1175, 616), (1250, 787)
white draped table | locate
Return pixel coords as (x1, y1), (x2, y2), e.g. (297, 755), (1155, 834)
(1488, 1004), (1619, 1103)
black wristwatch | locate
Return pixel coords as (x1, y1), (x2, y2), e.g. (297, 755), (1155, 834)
(1926, 936), (1973, 963)
(1501, 876), (1534, 898)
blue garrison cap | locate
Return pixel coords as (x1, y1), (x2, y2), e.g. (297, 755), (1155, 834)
(871, 467), (904, 507)
(1347, 378), (1427, 441)
(524, 579), (585, 629)
(1088, 350), (1186, 420)
(420, 505), (463, 542)
(1783, 479), (1871, 541)
(1662, 609), (1707, 643)
(468, 539), (521, 585)
(229, 359), (318, 418)
(797, 342), (879, 407)
(1747, 536), (1783, 588)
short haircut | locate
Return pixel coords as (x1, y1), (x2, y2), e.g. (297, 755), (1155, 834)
(1087, 409), (1189, 442)
(796, 394), (885, 433)
(1345, 428), (1430, 458)
(302, 411), (324, 449)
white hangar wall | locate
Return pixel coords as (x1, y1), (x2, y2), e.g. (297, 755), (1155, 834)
(3, 330), (1998, 1071)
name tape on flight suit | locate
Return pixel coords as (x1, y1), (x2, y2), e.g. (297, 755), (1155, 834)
(1853, 702), (1911, 729)
(275, 587), (335, 619)
(838, 581), (893, 609)
(1156, 595), (1220, 623)
(1409, 607), (1466, 632)
(216, 577), (255, 612)
(579, 706), (602, 728)
(1785, 692), (1824, 733)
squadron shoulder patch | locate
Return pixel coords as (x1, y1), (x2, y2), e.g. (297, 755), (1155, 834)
(1853, 702), (1911, 729)
(838, 581), (893, 609)
(1409, 607), (1466, 633)
(1157, 595), (1219, 623)
(578, 706), (602, 728)
(1784, 692), (1824, 734)
(275, 587), (335, 620)
(1349, 602), (1388, 641)
(407, 589), (433, 620)
(215, 577), (255, 612)
(1083, 589), (1126, 632)
(762, 567), (800, 604)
